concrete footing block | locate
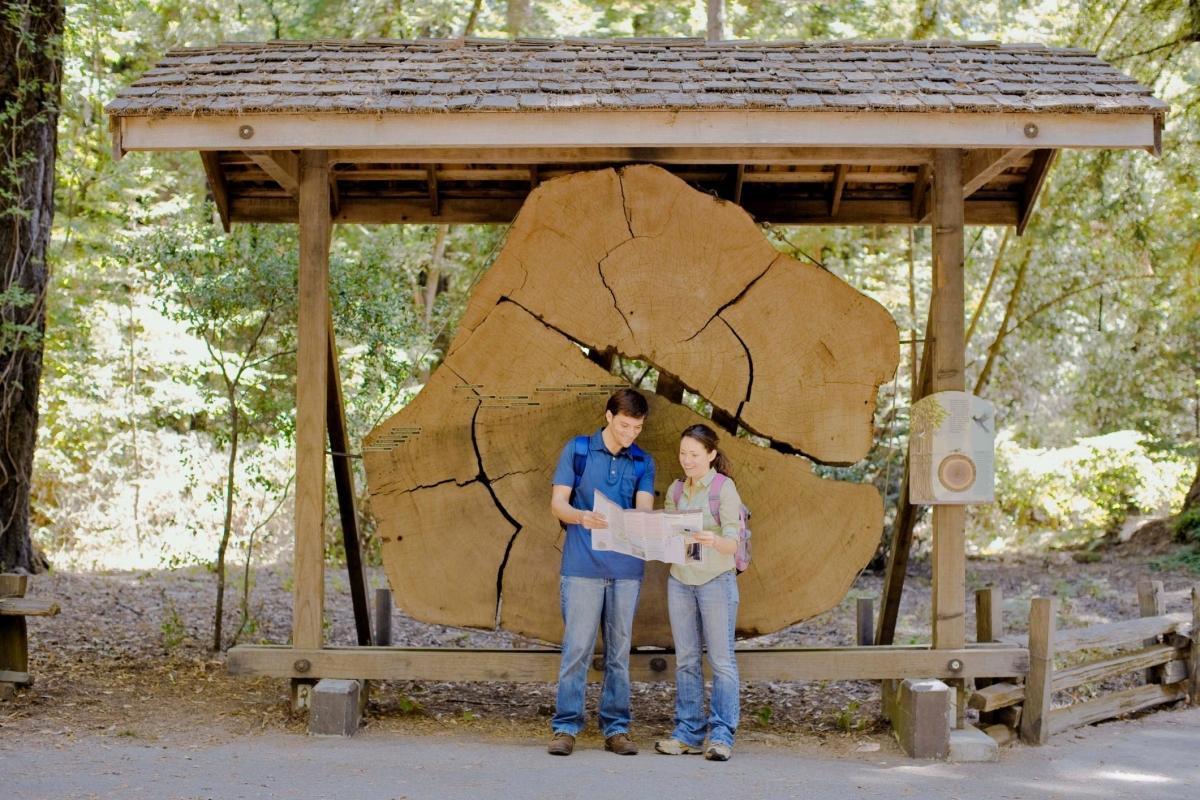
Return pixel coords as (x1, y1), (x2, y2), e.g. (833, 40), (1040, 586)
(892, 678), (950, 759)
(948, 723), (1000, 762)
(309, 679), (362, 737)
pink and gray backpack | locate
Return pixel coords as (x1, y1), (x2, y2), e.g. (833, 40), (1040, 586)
(669, 474), (752, 574)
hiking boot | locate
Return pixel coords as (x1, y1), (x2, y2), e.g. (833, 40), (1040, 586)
(547, 732), (575, 756)
(604, 733), (639, 755)
(704, 742), (733, 761)
(654, 738), (703, 755)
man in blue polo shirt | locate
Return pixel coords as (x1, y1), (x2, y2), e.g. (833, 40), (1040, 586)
(546, 388), (656, 756)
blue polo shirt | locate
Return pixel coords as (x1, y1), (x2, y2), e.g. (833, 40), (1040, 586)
(552, 429), (656, 580)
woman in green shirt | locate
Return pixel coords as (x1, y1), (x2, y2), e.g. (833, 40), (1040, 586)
(655, 423), (742, 762)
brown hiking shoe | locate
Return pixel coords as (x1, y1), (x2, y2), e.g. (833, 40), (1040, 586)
(547, 732), (575, 756)
(604, 733), (639, 755)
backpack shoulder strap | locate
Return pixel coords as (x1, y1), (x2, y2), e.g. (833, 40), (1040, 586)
(571, 435), (590, 491)
(669, 479), (684, 508)
(627, 442), (649, 487)
(708, 473), (726, 524)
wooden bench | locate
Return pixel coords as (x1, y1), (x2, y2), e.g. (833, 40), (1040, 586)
(0, 574), (60, 697)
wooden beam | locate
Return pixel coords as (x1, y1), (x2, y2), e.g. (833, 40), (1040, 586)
(228, 195), (1021, 227)
(1138, 578), (1166, 683)
(226, 643), (1029, 682)
(828, 163), (848, 217)
(118, 111), (1160, 153)
(931, 148), (966, 651)
(961, 148), (1030, 199)
(326, 305), (371, 647)
(1054, 644), (1184, 692)
(199, 151), (231, 233)
(0, 575), (28, 597)
(1017, 149), (1057, 235)
(0, 598), (60, 616)
(1048, 682), (1186, 737)
(327, 146), (938, 166)
(910, 163), (931, 220)
(246, 150), (300, 197)
(976, 586), (1002, 643)
(293, 150), (331, 651)
(732, 163), (745, 204)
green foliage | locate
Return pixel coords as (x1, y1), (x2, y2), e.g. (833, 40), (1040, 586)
(752, 705), (773, 726)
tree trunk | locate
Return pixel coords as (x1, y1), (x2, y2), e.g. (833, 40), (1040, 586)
(706, 0), (724, 41)
(1184, 459), (1200, 514)
(0, 1), (64, 574)
(213, 393), (239, 651)
(506, 0), (529, 38)
(364, 165), (899, 645)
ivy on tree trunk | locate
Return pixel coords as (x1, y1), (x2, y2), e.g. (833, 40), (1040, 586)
(0, 0), (64, 573)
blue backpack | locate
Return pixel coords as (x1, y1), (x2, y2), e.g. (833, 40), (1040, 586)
(570, 435), (649, 505)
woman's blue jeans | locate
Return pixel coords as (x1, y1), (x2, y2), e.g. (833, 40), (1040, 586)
(552, 575), (641, 737)
(667, 571), (740, 747)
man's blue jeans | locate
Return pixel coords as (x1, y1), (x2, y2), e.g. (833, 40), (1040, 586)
(552, 575), (641, 737)
(667, 571), (740, 747)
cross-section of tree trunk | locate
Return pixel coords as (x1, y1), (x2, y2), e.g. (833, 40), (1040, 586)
(364, 165), (898, 645)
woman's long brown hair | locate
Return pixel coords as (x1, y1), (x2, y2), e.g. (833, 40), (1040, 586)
(681, 423), (733, 478)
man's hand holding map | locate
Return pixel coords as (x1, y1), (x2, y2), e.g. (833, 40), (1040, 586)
(589, 490), (705, 565)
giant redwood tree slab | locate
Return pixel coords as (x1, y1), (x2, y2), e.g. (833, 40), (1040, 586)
(363, 165), (899, 646)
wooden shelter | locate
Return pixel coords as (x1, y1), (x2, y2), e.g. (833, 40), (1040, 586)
(107, 38), (1165, 702)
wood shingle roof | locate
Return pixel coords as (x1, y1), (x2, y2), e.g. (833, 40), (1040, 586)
(106, 37), (1168, 117)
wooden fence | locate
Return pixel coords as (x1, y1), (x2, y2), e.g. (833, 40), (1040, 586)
(967, 581), (1199, 745)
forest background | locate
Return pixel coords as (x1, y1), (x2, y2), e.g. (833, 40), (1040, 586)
(18, 1), (1200, 621)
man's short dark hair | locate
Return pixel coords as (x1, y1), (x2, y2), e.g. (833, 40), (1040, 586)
(606, 388), (649, 419)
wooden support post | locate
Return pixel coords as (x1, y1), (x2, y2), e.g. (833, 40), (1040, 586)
(976, 586), (1003, 644)
(0, 575), (29, 680)
(327, 306), (371, 647)
(930, 148), (966, 652)
(857, 597), (874, 647)
(294, 150), (331, 653)
(1137, 578), (1165, 684)
(1020, 597), (1056, 745)
(426, 165), (440, 217)
(975, 585), (1003, 724)
(829, 163), (848, 217)
(1190, 586), (1200, 705)
(374, 588), (393, 647)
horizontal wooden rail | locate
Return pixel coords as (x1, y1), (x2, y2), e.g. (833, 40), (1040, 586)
(1048, 682), (1186, 737)
(1002, 613), (1191, 651)
(227, 644), (1028, 683)
(0, 598), (60, 617)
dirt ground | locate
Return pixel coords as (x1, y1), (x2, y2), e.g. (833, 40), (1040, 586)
(2, 545), (1197, 751)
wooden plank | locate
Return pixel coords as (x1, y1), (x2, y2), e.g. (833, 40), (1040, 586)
(0, 669), (31, 685)
(328, 146), (938, 166)
(0, 617), (28, 674)
(1138, 578), (1166, 683)
(246, 150), (300, 196)
(910, 163), (931, 219)
(1048, 682), (1186, 736)
(1054, 614), (1191, 653)
(293, 149), (331, 651)
(931, 148), (966, 651)
(227, 644), (1029, 682)
(118, 111), (1159, 154)
(0, 575), (28, 598)
(199, 151), (231, 233)
(732, 163), (744, 204)
(228, 195), (1020, 227)
(326, 305), (371, 647)
(1191, 586), (1200, 705)
(0, 598), (60, 617)
(969, 680), (1023, 712)
(1017, 149), (1057, 235)
(961, 148), (1030, 199)
(1021, 597), (1056, 745)
(829, 163), (848, 217)
(1053, 644), (1183, 692)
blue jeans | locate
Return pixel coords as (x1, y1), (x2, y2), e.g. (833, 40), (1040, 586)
(667, 571), (740, 747)
(552, 576), (642, 737)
